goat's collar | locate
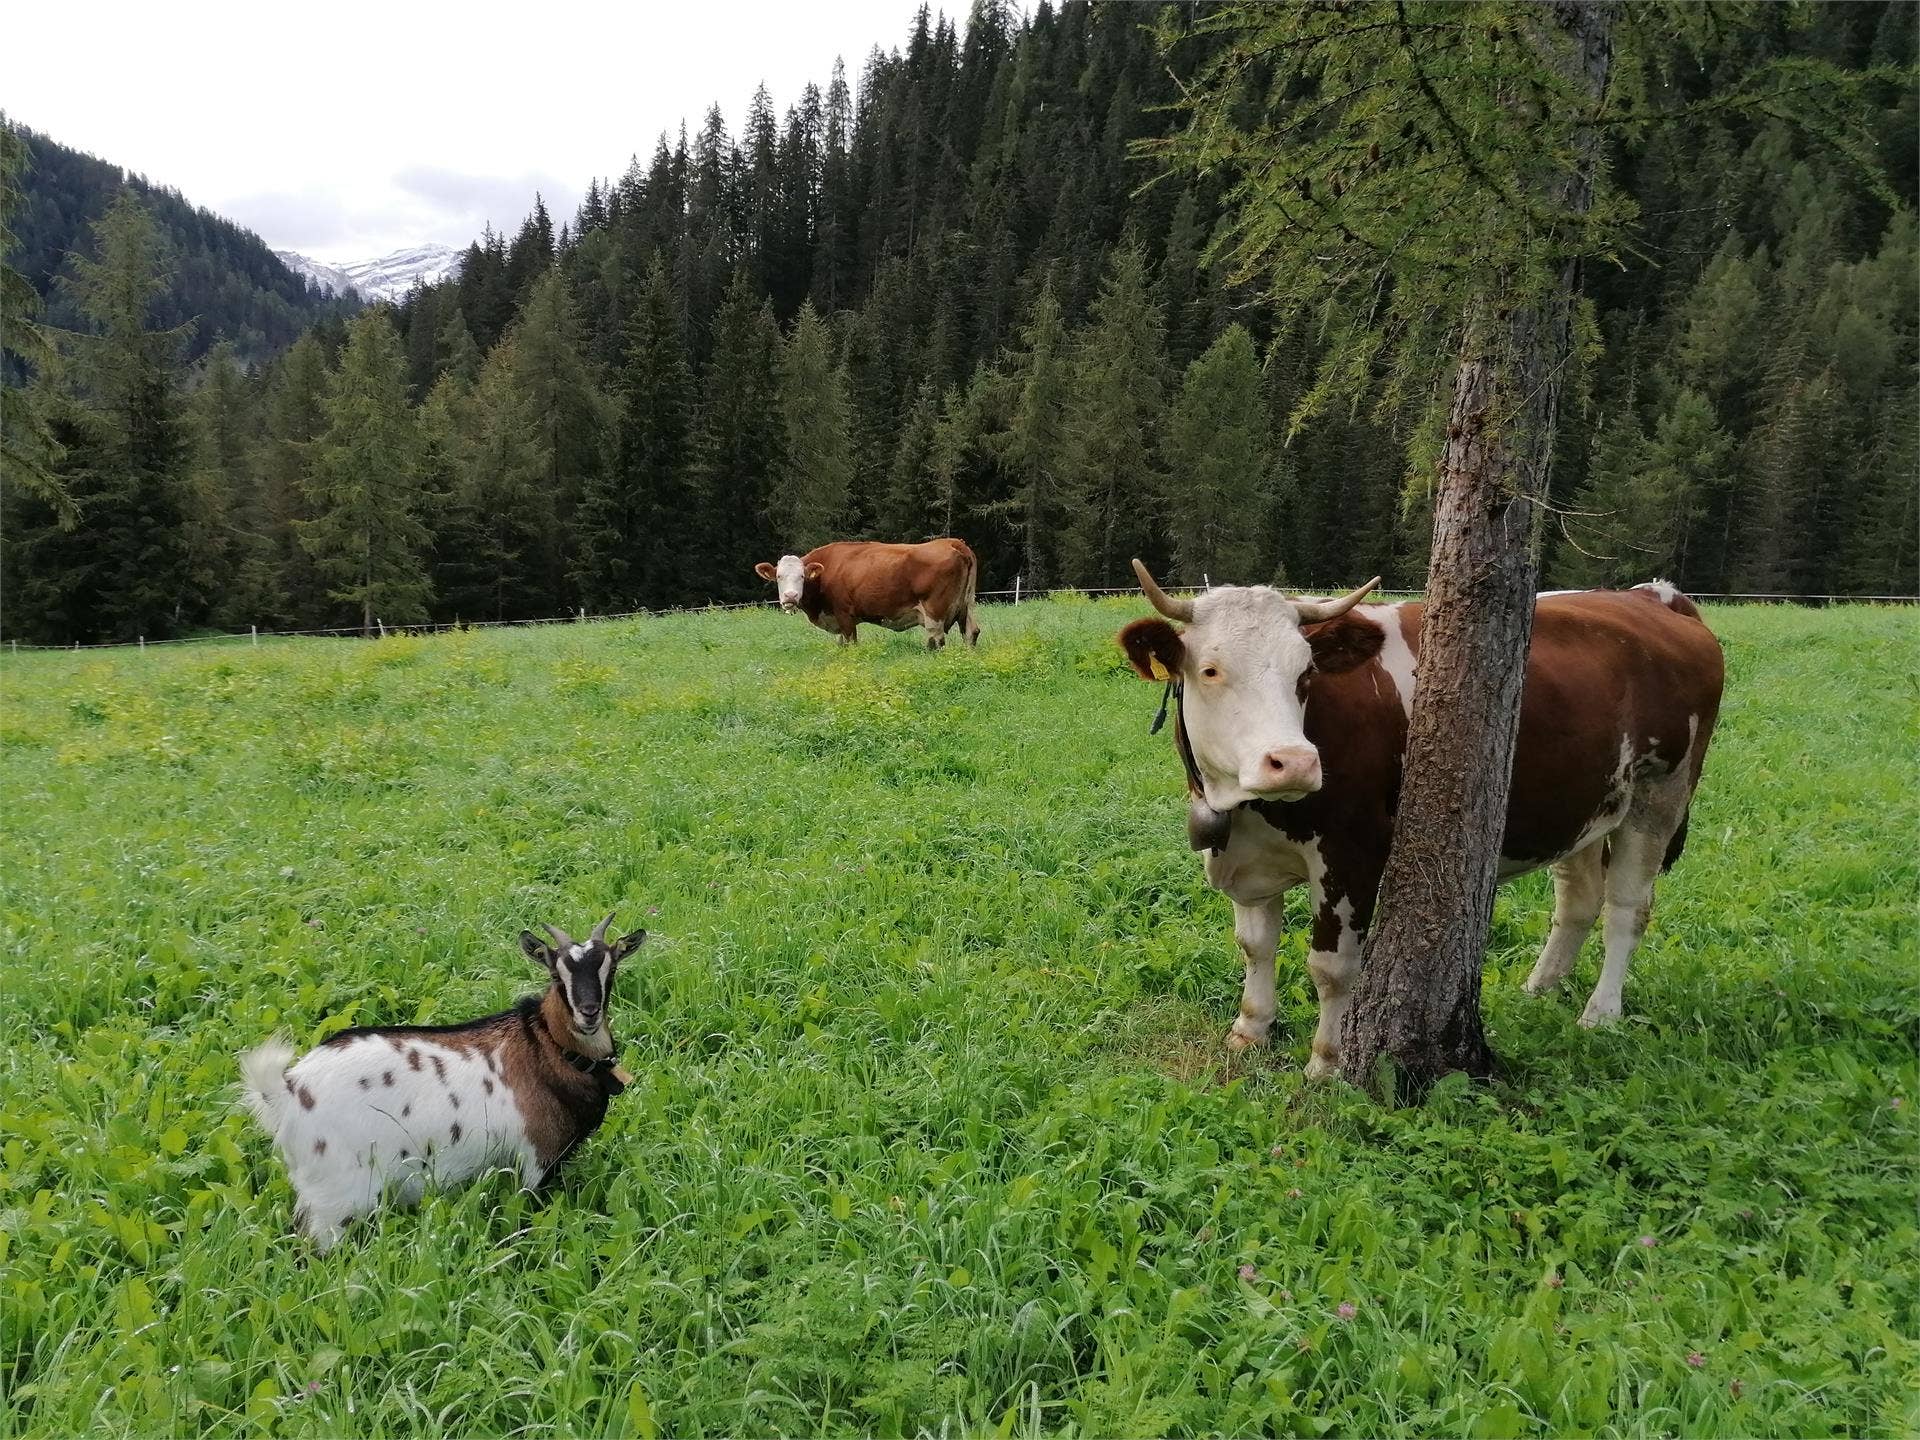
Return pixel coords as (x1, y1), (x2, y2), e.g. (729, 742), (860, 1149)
(561, 1048), (629, 1096)
(534, 1006), (631, 1096)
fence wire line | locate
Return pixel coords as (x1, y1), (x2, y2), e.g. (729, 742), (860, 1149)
(3, 584), (1914, 654)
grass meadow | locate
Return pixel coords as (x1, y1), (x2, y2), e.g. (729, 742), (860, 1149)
(0, 599), (1914, 1438)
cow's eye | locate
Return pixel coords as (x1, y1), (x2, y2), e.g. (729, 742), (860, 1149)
(1200, 665), (1221, 681)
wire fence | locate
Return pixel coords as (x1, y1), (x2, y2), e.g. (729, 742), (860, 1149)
(2, 581), (1913, 655)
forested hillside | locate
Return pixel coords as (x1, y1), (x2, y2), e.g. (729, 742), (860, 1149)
(3, 1), (1913, 644)
(4, 124), (347, 368)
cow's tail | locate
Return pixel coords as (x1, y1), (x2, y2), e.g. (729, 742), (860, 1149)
(1661, 806), (1690, 873)
(952, 541), (980, 643)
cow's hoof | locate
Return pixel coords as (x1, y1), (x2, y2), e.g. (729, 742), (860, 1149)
(1303, 1053), (1341, 1081)
(1523, 968), (1568, 996)
(1577, 1002), (1621, 1029)
(1224, 1025), (1269, 1053)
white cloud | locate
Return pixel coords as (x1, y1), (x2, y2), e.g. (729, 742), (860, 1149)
(9, 0), (932, 260)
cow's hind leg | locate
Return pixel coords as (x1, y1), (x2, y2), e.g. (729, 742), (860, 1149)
(962, 605), (980, 648)
(1581, 774), (1690, 1028)
(1225, 897), (1283, 1052)
(920, 607), (946, 651)
(1526, 841), (1605, 995)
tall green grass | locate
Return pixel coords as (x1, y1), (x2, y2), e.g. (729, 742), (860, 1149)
(1, 600), (1913, 1437)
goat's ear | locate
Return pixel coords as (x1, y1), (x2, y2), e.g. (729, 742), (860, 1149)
(611, 928), (648, 963)
(519, 930), (556, 970)
(754, 562), (777, 582)
(804, 562), (824, 581)
(1118, 618), (1184, 681)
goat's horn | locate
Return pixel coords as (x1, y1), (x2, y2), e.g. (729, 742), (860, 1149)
(590, 912), (616, 947)
(541, 922), (576, 951)
(1293, 577), (1381, 623)
(1132, 559), (1194, 622)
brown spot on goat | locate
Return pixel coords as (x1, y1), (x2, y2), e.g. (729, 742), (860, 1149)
(408, 1049), (423, 1071)
(298, 1086), (316, 1110)
(431, 1054), (447, 1082)
(358, 1076), (370, 1090)
(383, 1071), (394, 1087)
(401, 1103), (411, 1118)
(313, 1138), (328, 1155)
(450, 1123), (463, 1144)
(483, 1078), (494, 1095)
(449, 1093), (460, 1109)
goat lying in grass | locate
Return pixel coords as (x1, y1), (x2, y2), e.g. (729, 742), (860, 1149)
(239, 914), (645, 1250)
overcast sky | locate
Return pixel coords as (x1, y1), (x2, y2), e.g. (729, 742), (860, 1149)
(7, 0), (937, 262)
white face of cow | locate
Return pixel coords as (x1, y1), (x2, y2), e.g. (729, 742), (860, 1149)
(755, 555), (819, 611)
(1120, 566), (1382, 812)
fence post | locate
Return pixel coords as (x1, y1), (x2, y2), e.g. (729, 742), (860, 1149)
(377, 618), (386, 639)
(251, 624), (259, 647)
(139, 635), (146, 651)
(1013, 574), (1022, 606)
(1203, 574), (1210, 592)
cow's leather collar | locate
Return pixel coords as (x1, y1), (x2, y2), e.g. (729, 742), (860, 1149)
(1153, 678), (1236, 854)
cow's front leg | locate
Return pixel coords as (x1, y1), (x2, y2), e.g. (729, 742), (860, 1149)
(1226, 897), (1283, 1051)
(1303, 894), (1363, 1080)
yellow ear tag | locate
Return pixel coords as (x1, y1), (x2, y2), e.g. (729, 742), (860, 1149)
(611, 1063), (635, 1086)
(1148, 656), (1171, 682)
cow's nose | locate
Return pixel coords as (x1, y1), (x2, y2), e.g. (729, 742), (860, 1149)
(1259, 747), (1322, 795)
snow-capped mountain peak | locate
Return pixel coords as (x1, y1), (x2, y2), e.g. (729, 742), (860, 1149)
(275, 244), (463, 303)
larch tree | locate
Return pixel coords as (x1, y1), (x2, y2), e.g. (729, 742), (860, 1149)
(1150, 0), (1895, 1091)
(300, 310), (430, 634)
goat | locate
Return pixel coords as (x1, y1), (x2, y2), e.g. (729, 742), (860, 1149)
(238, 913), (645, 1250)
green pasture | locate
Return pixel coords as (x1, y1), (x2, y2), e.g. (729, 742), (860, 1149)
(0, 599), (1913, 1437)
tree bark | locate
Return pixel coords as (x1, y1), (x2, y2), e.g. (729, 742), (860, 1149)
(1340, 1), (1614, 1094)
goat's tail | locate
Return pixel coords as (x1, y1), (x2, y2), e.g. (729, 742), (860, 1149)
(238, 1037), (296, 1132)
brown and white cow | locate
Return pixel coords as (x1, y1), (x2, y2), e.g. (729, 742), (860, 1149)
(757, 538), (981, 649)
(1119, 562), (1723, 1077)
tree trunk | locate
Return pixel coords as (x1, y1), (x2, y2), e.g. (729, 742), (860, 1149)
(1340, 1), (1613, 1095)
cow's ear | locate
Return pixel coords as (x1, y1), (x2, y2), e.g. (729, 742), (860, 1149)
(804, 563), (824, 581)
(1304, 615), (1385, 675)
(1119, 618), (1184, 681)
(754, 562), (777, 582)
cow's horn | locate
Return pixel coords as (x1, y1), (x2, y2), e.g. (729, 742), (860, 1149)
(1292, 577), (1381, 623)
(1132, 559), (1193, 622)
(590, 911), (616, 947)
(541, 922), (576, 951)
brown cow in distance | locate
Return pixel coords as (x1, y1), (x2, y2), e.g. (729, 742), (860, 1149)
(756, 539), (981, 649)
(1118, 564), (1724, 1077)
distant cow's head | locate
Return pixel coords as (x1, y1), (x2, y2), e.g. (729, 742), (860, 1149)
(755, 556), (823, 612)
(1119, 560), (1380, 810)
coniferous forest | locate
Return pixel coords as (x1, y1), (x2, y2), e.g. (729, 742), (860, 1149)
(2, 1), (1914, 644)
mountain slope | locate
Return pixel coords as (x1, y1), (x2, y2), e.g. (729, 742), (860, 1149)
(7, 123), (349, 365)
(277, 244), (462, 303)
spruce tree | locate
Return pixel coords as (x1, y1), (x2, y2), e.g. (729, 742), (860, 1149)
(573, 258), (693, 611)
(509, 269), (612, 611)
(1164, 324), (1271, 586)
(431, 341), (551, 621)
(299, 310), (431, 633)
(690, 271), (784, 597)
(1060, 244), (1166, 587)
(55, 191), (196, 640)
(775, 301), (854, 548)
(994, 277), (1071, 587)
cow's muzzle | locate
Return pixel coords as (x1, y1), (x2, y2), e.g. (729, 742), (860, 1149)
(1246, 746), (1322, 801)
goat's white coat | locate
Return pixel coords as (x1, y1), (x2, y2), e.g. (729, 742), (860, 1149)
(240, 1032), (539, 1251)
